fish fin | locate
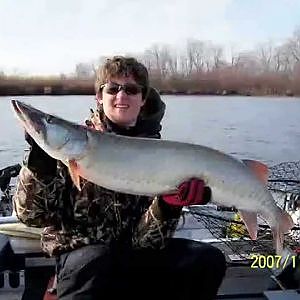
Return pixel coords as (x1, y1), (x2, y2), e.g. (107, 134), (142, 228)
(68, 159), (81, 191)
(242, 159), (269, 184)
(272, 210), (294, 254)
(272, 225), (283, 255)
(239, 209), (258, 240)
(282, 210), (295, 232)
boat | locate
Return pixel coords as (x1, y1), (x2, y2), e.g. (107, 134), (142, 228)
(0, 162), (299, 299)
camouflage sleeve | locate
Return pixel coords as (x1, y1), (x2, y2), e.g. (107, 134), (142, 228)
(13, 165), (65, 227)
(132, 196), (182, 250)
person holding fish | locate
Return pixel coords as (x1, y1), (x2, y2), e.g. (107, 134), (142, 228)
(13, 56), (227, 299)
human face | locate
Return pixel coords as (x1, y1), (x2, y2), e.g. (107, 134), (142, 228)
(96, 76), (145, 127)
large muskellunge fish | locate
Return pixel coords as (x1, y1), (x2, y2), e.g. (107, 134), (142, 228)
(11, 100), (294, 254)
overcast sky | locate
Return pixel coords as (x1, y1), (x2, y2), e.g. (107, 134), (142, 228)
(1, 0), (300, 76)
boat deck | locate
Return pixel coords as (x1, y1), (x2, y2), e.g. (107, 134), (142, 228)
(0, 212), (299, 300)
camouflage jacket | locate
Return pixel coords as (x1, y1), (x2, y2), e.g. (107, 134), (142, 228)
(13, 89), (182, 257)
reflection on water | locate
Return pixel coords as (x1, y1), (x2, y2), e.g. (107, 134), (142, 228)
(0, 95), (299, 169)
(161, 95), (300, 165)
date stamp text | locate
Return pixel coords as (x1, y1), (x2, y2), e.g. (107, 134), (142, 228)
(251, 254), (297, 269)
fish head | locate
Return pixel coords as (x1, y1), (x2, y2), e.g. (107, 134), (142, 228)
(11, 100), (88, 161)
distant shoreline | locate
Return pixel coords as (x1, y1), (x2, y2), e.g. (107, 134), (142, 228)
(0, 78), (298, 97)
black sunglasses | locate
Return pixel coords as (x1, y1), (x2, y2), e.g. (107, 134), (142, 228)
(100, 82), (143, 96)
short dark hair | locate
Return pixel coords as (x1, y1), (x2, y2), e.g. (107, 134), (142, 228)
(95, 56), (149, 99)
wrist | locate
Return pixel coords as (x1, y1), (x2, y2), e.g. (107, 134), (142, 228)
(158, 196), (182, 217)
(202, 187), (211, 204)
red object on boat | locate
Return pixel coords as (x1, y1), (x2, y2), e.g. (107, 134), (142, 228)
(43, 275), (57, 300)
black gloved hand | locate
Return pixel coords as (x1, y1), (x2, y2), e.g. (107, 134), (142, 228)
(24, 131), (57, 177)
(0, 164), (21, 192)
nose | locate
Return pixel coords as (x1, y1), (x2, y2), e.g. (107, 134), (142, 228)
(116, 89), (127, 99)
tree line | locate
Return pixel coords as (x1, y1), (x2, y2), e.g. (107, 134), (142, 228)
(1, 28), (300, 96)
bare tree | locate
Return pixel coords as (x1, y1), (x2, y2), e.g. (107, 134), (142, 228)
(186, 39), (205, 74)
(148, 44), (162, 75)
(289, 28), (300, 62)
(229, 45), (242, 67)
(158, 45), (171, 77)
(139, 49), (155, 72)
(75, 63), (94, 78)
(90, 56), (108, 77)
(212, 45), (224, 69)
(274, 27), (300, 74)
(141, 44), (179, 78)
(165, 47), (179, 76)
(279, 44), (294, 72)
(233, 51), (260, 73)
(257, 41), (274, 72)
(272, 46), (284, 72)
(178, 53), (190, 77)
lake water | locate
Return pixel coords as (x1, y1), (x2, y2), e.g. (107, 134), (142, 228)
(0, 95), (299, 170)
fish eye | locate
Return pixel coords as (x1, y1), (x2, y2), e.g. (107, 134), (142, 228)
(46, 115), (54, 124)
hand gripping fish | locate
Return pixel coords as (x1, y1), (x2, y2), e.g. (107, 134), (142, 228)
(11, 100), (294, 254)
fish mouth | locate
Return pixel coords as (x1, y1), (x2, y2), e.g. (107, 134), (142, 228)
(11, 100), (24, 120)
(11, 100), (46, 135)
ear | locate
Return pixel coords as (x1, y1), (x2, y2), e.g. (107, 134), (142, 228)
(96, 92), (103, 105)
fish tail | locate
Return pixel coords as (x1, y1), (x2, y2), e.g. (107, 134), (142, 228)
(271, 209), (294, 254)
